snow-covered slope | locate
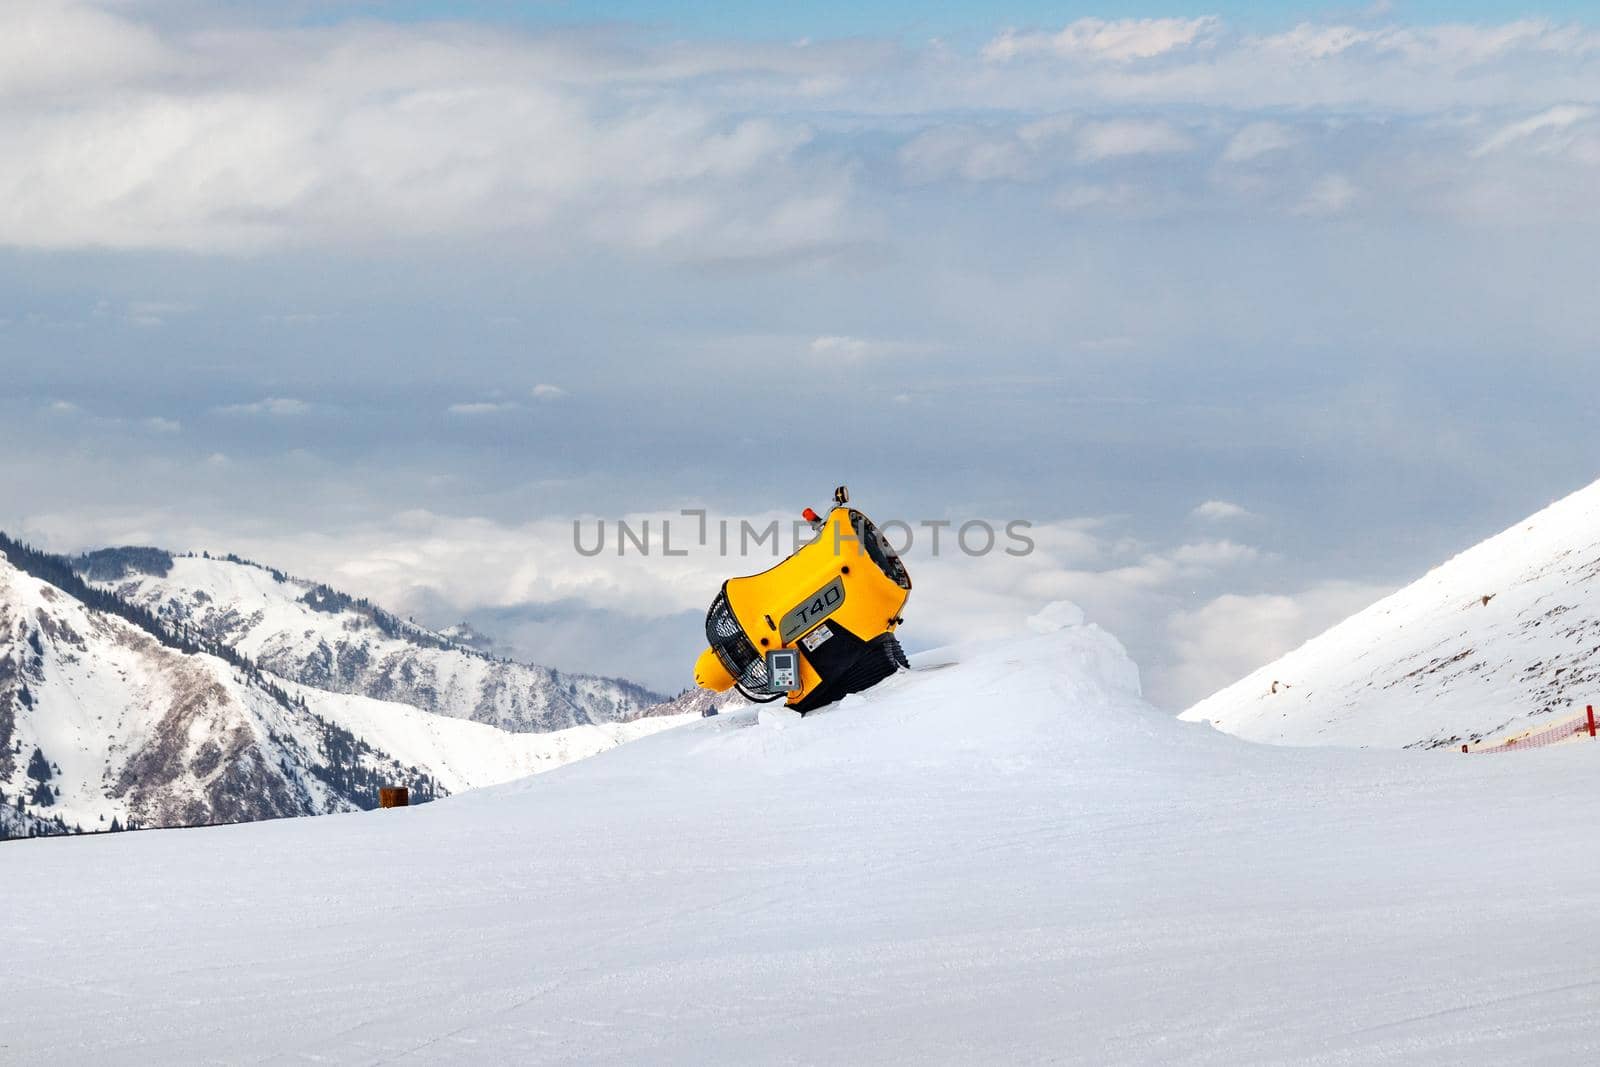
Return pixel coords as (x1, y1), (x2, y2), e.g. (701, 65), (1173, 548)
(5, 608), (1600, 1062)
(1184, 480), (1600, 749)
(285, 681), (688, 795)
(1, 544), (690, 837)
(88, 549), (666, 733)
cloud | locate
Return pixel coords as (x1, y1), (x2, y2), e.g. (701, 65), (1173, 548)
(898, 116), (1098, 186)
(1473, 105), (1596, 156)
(142, 417), (182, 434)
(1078, 336), (1137, 352)
(3, 5), (1600, 256)
(984, 17), (1220, 63)
(1165, 582), (1392, 710)
(1168, 541), (1262, 569)
(261, 311), (337, 327)
(0, 4), (860, 261)
(899, 126), (1030, 184)
(1221, 122), (1298, 163)
(447, 401), (520, 416)
(215, 397), (310, 416)
(1248, 19), (1600, 65)
(809, 335), (875, 360)
(1075, 119), (1192, 161)
(0, 1), (172, 97)
(531, 384), (567, 400)
(1053, 183), (1147, 214)
(125, 301), (194, 328)
(1252, 23), (1379, 61)
(1295, 174), (1359, 216)
(1191, 500), (1255, 523)
(808, 335), (933, 361)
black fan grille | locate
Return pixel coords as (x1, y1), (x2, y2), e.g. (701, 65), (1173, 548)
(706, 588), (769, 691)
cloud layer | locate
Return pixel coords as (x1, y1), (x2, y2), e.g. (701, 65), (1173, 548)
(5, 4), (1600, 259)
(5, 4), (1600, 707)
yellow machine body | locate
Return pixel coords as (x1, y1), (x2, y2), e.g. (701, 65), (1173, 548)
(695, 503), (912, 712)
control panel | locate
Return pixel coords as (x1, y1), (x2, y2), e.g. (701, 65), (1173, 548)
(764, 649), (800, 693)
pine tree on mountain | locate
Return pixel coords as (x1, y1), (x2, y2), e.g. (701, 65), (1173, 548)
(30, 781), (54, 807)
(27, 747), (52, 783)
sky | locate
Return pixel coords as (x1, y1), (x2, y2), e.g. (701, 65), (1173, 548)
(3, 1), (1599, 707)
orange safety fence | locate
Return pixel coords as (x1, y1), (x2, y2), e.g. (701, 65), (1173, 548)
(1462, 705), (1598, 754)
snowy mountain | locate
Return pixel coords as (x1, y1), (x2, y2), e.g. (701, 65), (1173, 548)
(0, 542), (436, 834)
(1184, 478), (1600, 749)
(85, 548), (667, 733)
(627, 684), (748, 720)
(0, 537), (689, 839)
(7, 608), (1600, 1062)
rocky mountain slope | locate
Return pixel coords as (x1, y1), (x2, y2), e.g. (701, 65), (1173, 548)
(1183, 478), (1600, 749)
(0, 542), (436, 835)
(1, 537), (688, 840)
(85, 549), (666, 733)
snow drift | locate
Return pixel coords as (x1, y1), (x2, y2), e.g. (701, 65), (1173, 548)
(5, 607), (1600, 1063)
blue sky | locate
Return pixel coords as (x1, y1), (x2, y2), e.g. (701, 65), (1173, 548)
(3, 1), (1599, 704)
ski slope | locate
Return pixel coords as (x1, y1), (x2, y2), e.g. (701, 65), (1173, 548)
(5, 608), (1600, 1064)
(1185, 479), (1600, 749)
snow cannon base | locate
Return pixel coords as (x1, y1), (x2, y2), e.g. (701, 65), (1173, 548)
(790, 631), (910, 714)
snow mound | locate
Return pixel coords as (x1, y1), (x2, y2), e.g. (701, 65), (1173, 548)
(532, 616), (1152, 793)
(1026, 598), (1086, 633)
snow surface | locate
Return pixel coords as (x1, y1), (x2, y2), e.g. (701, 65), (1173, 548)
(292, 681), (690, 794)
(5, 610), (1600, 1063)
(1186, 478), (1600, 749)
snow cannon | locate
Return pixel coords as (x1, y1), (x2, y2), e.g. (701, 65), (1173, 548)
(694, 486), (912, 714)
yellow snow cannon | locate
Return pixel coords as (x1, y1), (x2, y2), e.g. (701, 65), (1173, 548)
(694, 486), (912, 714)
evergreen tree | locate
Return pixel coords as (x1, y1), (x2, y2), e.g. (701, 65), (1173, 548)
(26, 746), (51, 783)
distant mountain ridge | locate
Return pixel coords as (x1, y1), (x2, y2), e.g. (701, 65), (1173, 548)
(84, 546), (667, 733)
(1, 533), (440, 838)
(1, 535), (688, 840)
(1183, 479), (1600, 749)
